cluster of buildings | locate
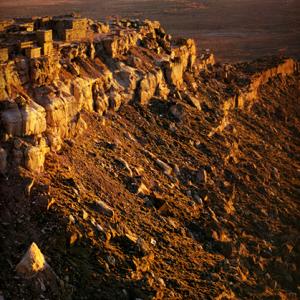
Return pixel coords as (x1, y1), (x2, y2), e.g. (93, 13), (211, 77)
(0, 13), (91, 63)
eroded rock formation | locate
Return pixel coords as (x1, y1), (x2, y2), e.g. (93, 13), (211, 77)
(0, 15), (202, 173)
(0, 14), (298, 174)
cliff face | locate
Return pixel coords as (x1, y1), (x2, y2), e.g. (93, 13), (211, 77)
(0, 18), (200, 173)
(0, 15), (299, 300)
(0, 17), (297, 175)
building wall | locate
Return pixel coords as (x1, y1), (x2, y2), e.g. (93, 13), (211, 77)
(42, 42), (53, 56)
(25, 47), (41, 59)
(36, 30), (52, 44)
(53, 18), (88, 41)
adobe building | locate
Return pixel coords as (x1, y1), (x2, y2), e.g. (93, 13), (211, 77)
(52, 16), (88, 42)
(19, 40), (34, 50)
(36, 29), (52, 44)
(36, 30), (53, 56)
(14, 17), (36, 32)
(0, 13), (92, 60)
(25, 47), (41, 59)
(0, 20), (14, 32)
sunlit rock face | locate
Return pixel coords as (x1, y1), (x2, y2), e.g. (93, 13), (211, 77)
(0, 14), (297, 173)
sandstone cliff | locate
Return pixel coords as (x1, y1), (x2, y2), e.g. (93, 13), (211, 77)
(0, 17), (200, 173)
(0, 16), (298, 175)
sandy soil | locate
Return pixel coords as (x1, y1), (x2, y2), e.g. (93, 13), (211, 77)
(0, 0), (299, 62)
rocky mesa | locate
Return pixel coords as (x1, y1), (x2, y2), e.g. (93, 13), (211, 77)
(0, 13), (299, 300)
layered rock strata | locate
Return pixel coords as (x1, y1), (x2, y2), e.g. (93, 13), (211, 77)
(0, 15), (298, 173)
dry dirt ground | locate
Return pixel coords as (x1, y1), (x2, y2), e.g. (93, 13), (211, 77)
(0, 60), (299, 299)
(0, 0), (300, 62)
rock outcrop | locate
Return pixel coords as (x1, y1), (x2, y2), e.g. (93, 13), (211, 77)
(0, 14), (298, 174)
(16, 243), (61, 297)
(16, 243), (48, 277)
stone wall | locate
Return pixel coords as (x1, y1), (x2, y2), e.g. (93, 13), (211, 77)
(36, 30), (52, 44)
(0, 20), (14, 32)
(53, 17), (88, 42)
(25, 47), (41, 59)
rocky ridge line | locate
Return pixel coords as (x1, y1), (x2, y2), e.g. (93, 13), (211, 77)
(0, 15), (298, 175)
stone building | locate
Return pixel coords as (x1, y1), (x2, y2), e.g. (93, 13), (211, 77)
(0, 13), (91, 60)
(52, 16), (88, 42)
(25, 47), (41, 59)
(36, 29), (52, 44)
(19, 40), (34, 50)
(36, 30), (53, 56)
(0, 20), (14, 32)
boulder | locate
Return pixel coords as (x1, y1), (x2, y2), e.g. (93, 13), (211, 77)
(184, 92), (201, 111)
(16, 243), (61, 296)
(138, 72), (158, 105)
(94, 92), (109, 115)
(109, 90), (122, 111)
(156, 159), (173, 175)
(95, 200), (114, 218)
(20, 101), (47, 136)
(102, 32), (139, 58)
(25, 139), (49, 173)
(29, 56), (60, 86)
(1, 98), (46, 137)
(138, 69), (169, 105)
(196, 169), (207, 184)
(72, 77), (94, 112)
(36, 93), (82, 139)
(198, 53), (215, 70)
(155, 69), (170, 100)
(114, 63), (139, 92)
(16, 242), (48, 277)
(164, 60), (184, 89)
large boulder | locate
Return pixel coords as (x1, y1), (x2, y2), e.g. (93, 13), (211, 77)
(138, 71), (158, 105)
(29, 57), (60, 87)
(1, 98), (46, 137)
(20, 101), (47, 136)
(16, 243), (48, 277)
(72, 77), (94, 112)
(102, 31), (139, 58)
(36, 93), (81, 139)
(25, 138), (49, 173)
(164, 38), (197, 89)
(16, 243), (61, 297)
(114, 63), (139, 92)
(164, 60), (185, 89)
(138, 69), (169, 105)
